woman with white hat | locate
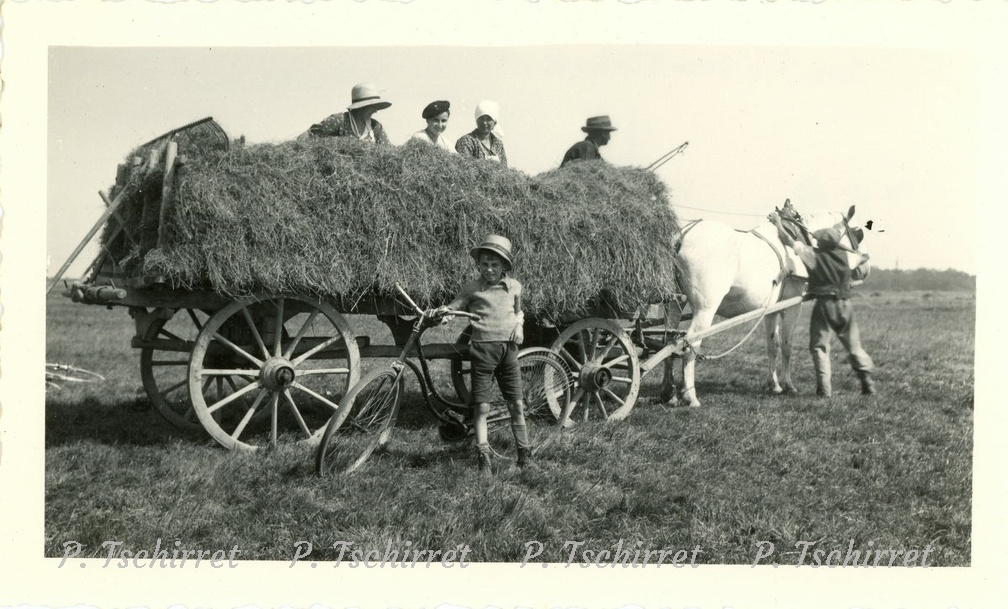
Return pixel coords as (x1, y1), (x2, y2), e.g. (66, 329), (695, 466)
(454, 100), (508, 167)
(307, 83), (392, 146)
(409, 100), (454, 152)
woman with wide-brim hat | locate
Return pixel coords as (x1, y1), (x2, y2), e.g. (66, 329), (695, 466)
(454, 100), (508, 167)
(307, 83), (392, 146)
(409, 100), (454, 152)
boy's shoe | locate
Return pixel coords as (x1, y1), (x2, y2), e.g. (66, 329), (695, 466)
(475, 444), (493, 475)
(860, 375), (876, 396)
(516, 446), (534, 469)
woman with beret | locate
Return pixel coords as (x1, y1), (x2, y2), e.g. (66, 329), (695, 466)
(410, 100), (454, 151)
(454, 100), (508, 167)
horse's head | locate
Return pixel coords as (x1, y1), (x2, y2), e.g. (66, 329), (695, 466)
(787, 202), (874, 278)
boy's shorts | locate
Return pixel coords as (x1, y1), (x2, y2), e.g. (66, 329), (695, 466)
(469, 340), (522, 404)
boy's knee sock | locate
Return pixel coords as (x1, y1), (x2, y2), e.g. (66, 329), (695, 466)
(511, 422), (530, 450)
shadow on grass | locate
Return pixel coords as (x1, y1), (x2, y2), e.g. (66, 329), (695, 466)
(45, 394), (202, 448)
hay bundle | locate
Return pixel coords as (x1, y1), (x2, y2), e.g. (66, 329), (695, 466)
(107, 134), (683, 318)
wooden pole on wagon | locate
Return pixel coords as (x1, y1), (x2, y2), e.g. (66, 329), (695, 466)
(45, 189), (124, 295)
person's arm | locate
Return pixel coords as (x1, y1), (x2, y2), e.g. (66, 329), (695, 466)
(511, 289), (524, 345)
(433, 284), (470, 318)
(768, 212), (817, 271)
(308, 113), (344, 138)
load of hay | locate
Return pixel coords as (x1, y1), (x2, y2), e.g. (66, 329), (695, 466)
(103, 126), (683, 319)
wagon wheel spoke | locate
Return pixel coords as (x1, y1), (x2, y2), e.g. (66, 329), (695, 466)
(201, 368), (260, 377)
(284, 309), (320, 359)
(157, 328), (186, 342)
(186, 308), (204, 331)
(602, 386), (624, 407)
(157, 378), (188, 398)
(594, 392), (610, 418)
(273, 298), (285, 357)
(557, 348), (583, 373)
(601, 352), (630, 369)
(204, 379), (261, 415)
(290, 382), (342, 412)
(595, 334), (618, 364)
(291, 335), (343, 366)
(269, 393), (280, 446)
(230, 389), (268, 441)
(210, 332), (264, 367)
(298, 367), (351, 376)
(589, 327), (601, 360)
(283, 389), (313, 439)
(241, 308), (270, 360)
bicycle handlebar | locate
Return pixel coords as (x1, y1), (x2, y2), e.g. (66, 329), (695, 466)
(440, 310), (481, 321)
(394, 283), (480, 321)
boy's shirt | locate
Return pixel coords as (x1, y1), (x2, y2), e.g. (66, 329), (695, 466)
(449, 276), (523, 342)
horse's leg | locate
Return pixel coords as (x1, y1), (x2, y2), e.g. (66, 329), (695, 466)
(661, 356), (680, 406)
(681, 307), (717, 408)
(778, 301), (803, 394)
(764, 313), (783, 394)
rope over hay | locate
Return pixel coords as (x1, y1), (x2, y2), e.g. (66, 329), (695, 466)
(105, 132), (684, 319)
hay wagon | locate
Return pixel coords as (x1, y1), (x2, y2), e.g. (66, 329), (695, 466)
(52, 118), (795, 451)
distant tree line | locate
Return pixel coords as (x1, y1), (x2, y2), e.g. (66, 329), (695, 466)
(862, 268), (975, 292)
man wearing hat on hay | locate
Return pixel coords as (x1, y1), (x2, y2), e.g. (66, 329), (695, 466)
(768, 212), (876, 398)
(560, 115), (617, 167)
(455, 100), (508, 167)
(307, 83), (392, 146)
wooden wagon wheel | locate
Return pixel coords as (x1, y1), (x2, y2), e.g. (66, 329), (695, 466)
(139, 308), (208, 431)
(550, 318), (641, 423)
(188, 295), (360, 451)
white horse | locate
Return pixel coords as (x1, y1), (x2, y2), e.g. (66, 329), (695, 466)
(666, 200), (870, 407)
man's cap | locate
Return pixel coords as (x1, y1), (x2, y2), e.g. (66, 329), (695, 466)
(422, 100), (450, 119)
(470, 234), (513, 269)
(347, 83), (392, 111)
(581, 115), (618, 132)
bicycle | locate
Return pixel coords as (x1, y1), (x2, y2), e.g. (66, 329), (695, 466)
(316, 284), (574, 475)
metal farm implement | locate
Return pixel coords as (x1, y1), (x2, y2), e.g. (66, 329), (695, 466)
(52, 119), (805, 456)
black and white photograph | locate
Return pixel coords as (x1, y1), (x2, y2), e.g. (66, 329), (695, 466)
(1, 2), (1005, 608)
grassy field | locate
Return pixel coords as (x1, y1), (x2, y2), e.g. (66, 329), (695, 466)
(44, 289), (974, 565)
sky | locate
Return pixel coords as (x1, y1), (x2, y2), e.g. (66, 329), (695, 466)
(47, 44), (977, 276)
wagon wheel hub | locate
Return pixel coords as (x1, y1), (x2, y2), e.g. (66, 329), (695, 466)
(260, 357), (296, 390)
(579, 362), (613, 391)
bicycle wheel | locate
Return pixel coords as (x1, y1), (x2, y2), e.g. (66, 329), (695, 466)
(316, 368), (402, 476)
(486, 348), (573, 460)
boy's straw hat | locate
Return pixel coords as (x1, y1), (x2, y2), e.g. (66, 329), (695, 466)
(470, 235), (513, 269)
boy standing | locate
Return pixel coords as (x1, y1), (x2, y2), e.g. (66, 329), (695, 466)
(435, 235), (530, 472)
(768, 212), (876, 398)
